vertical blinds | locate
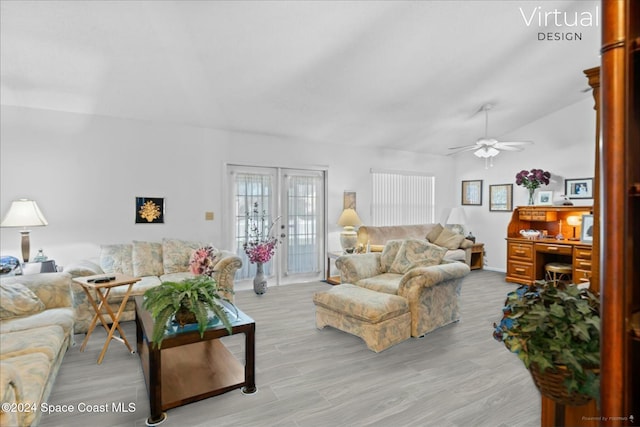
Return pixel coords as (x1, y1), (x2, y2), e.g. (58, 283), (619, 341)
(371, 170), (435, 226)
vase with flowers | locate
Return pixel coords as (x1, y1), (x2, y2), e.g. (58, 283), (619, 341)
(243, 202), (281, 295)
(515, 168), (551, 205)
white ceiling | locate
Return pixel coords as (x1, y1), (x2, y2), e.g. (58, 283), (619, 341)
(0, 0), (600, 155)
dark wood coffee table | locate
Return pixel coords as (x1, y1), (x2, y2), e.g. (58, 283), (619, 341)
(135, 296), (256, 425)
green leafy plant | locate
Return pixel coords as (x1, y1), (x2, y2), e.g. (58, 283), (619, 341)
(143, 275), (236, 348)
(493, 281), (600, 401)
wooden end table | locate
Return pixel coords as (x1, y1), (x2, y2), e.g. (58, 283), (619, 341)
(326, 251), (343, 285)
(135, 296), (256, 425)
(73, 273), (141, 364)
(470, 243), (485, 270)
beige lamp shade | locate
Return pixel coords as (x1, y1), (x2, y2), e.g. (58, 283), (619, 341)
(1, 199), (48, 262)
(337, 208), (362, 251)
(337, 208), (362, 227)
(566, 215), (582, 240)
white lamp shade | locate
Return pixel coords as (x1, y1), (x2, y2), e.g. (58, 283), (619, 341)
(446, 207), (467, 225)
(1, 199), (49, 228)
(474, 147), (500, 158)
(337, 208), (362, 227)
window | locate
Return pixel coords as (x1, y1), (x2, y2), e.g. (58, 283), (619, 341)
(371, 169), (435, 226)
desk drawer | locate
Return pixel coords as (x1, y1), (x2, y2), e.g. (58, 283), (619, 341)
(535, 243), (572, 255)
(574, 269), (592, 284)
(507, 260), (533, 281)
(574, 247), (592, 260)
(508, 242), (533, 260)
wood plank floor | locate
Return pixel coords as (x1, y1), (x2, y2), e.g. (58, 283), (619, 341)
(40, 270), (541, 427)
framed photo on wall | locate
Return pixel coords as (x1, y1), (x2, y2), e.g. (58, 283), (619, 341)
(565, 178), (593, 199)
(581, 214), (594, 242)
(537, 190), (553, 206)
(489, 184), (513, 212)
(343, 191), (356, 210)
(135, 197), (164, 223)
(461, 180), (483, 206)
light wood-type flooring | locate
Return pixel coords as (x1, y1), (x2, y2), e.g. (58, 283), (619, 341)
(40, 270), (540, 427)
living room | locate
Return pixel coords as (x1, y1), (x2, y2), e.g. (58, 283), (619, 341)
(2, 1), (637, 426)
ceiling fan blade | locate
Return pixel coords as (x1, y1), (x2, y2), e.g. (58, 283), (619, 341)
(447, 146), (482, 156)
(448, 144), (478, 150)
(495, 145), (525, 152)
(496, 141), (533, 146)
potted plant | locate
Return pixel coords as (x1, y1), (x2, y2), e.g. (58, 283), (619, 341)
(143, 275), (236, 348)
(493, 281), (600, 405)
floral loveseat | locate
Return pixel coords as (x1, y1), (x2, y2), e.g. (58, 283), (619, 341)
(64, 238), (242, 334)
(333, 239), (470, 339)
(356, 224), (473, 265)
(0, 272), (75, 427)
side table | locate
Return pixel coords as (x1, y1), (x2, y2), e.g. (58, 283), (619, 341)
(470, 243), (484, 270)
(326, 251), (343, 285)
(73, 273), (141, 364)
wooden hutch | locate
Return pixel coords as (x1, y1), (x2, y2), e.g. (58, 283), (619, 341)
(506, 206), (594, 288)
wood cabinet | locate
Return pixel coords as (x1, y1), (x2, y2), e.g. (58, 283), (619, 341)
(599, 0), (640, 420)
(572, 245), (592, 286)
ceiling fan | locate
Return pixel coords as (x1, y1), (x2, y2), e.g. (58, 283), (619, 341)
(449, 104), (532, 168)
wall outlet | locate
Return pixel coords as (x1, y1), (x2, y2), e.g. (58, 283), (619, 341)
(205, 211), (214, 221)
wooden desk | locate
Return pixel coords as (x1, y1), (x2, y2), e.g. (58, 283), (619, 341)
(74, 273), (141, 364)
(506, 238), (592, 286)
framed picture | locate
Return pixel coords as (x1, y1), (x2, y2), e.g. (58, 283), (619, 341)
(565, 178), (593, 199)
(343, 191), (356, 210)
(489, 184), (513, 212)
(581, 214), (594, 242)
(135, 197), (164, 223)
(461, 180), (483, 205)
(537, 190), (553, 206)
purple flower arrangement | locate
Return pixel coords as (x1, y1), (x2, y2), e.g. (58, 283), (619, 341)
(189, 245), (219, 277)
(515, 168), (551, 191)
(243, 202), (280, 264)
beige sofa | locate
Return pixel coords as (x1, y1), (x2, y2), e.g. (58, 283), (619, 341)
(0, 272), (76, 427)
(314, 239), (470, 351)
(64, 238), (242, 334)
(357, 224), (473, 265)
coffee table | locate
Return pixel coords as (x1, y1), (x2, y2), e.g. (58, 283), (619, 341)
(134, 296), (256, 425)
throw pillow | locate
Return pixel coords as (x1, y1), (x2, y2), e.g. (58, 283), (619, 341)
(162, 238), (207, 273)
(433, 228), (466, 250)
(381, 240), (404, 272)
(132, 241), (164, 277)
(389, 239), (448, 274)
(426, 223), (444, 243)
(0, 283), (46, 319)
(100, 244), (134, 276)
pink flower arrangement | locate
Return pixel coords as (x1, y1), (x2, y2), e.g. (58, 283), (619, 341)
(243, 202), (280, 264)
(189, 245), (218, 277)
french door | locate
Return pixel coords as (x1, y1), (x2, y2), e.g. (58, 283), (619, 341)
(227, 165), (326, 286)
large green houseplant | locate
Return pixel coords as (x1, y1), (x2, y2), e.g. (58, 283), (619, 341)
(143, 275), (236, 348)
(493, 281), (600, 405)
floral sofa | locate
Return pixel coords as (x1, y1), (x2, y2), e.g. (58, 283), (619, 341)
(356, 224), (474, 265)
(0, 272), (76, 427)
(327, 239), (470, 343)
(64, 238), (242, 334)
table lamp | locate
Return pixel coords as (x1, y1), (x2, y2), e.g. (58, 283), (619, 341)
(446, 207), (467, 235)
(566, 215), (582, 240)
(337, 208), (362, 252)
(0, 199), (48, 262)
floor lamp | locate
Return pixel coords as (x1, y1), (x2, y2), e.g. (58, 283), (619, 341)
(1, 199), (49, 262)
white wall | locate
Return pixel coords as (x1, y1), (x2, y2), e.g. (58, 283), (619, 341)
(454, 96), (596, 271)
(0, 105), (458, 266)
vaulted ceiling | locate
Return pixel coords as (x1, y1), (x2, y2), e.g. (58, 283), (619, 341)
(0, 0), (600, 155)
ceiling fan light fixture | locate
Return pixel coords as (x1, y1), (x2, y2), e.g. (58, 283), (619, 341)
(474, 147), (500, 158)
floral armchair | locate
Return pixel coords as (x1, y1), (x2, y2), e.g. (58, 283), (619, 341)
(336, 239), (471, 337)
